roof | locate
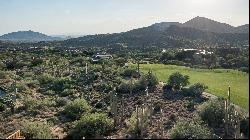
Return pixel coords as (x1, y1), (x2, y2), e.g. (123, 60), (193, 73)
(94, 54), (112, 57)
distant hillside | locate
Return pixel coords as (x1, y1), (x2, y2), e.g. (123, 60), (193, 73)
(235, 24), (249, 33)
(63, 17), (249, 48)
(0, 30), (63, 42)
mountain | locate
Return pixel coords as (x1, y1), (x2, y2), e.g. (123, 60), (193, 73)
(50, 35), (84, 39)
(151, 22), (182, 31)
(63, 17), (248, 48)
(0, 30), (63, 42)
(182, 16), (249, 34)
(235, 24), (249, 33)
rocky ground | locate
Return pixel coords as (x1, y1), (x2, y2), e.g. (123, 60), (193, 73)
(0, 83), (222, 139)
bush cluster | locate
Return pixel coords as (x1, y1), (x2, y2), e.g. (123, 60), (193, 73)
(69, 113), (113, 138)
(121, 68), (139, 78)
(63, 98), (91, 120)
(117, 72), (158, 94)
(182, 83), (208, 97)
(21, 121), (53, 139)
(169, 118), (213, 139)
(197, 98), (225, 128)
(167, 72), (189, 90)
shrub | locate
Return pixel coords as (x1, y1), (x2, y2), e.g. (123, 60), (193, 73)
(167, 72), (189, 90)
(163, 84), (173, 92)
(95, 82), (113, 93)
(95, 101), (104, 109)
(198, 98), (225, 127)
(61, 88), (76, 97)
(0, 70), (8, 79)
(169, 119), (213, 139)
(163, 90), (175, 99)
(44, 90), (55, 95)
(69, 113), (113, 138)
(21, 121), (53, 139)
(16, 82), (28, 92)
(117, 82), (131, 94)
(128, 107), (150, 136)
(115, 57), (127, 67)
(121, 68), (139, 78)
(184, 100), (195, 111)
(185, 83), (208, 97)
(145, 71), (158, 90)
(47, 116), (60, 125)
(26, 80), (39, 89)
(23, 97), (56, 114)
(240, 117), (249, 137)
(63, 98), (91, 120)
(55, 97), (68, 107)
(0, 102), (5, 112)
(133, 77), (147, 93)
(238, 67), (249, 73)
(51, 77), (72, 93)
(23, 97), (40, 114)
(0, 61), (5, 70)
(118, 73), (158, 94)
(5, 60), (17, 70)
(153, 101), (162, 113)
(30, 58), (43, 67)
(38, 73), (54, 85)
(168, 113), (177, 122)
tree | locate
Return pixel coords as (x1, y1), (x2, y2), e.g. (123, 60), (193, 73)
(198, 98), (225, 128)
(167, 72), (189, 90)
(145, 70), (158, 90)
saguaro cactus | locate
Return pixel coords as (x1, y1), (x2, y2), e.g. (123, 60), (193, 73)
(137, 61), (140, 75)
(85, 62), (88, 76)
(136, 105), (139, 133)
(224, 85), (231, 136)
(110, 88), (118, 127)
(160, 109), (164, 138)
(234, 111), (241, 139)
(120, 95), (125, 124)
(134, 104), (150, 138)
(130, 76), (133, 95)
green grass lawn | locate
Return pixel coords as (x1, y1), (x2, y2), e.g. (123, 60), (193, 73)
(131, 64), (249, 110)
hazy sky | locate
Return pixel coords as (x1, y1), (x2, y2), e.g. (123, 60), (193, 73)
(0, 0), (249, 35)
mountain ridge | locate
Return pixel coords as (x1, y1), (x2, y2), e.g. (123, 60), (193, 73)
(0, 30), (63, 42)
(63, 17), (248, 48)
(0, 17), (248, 44)
(181, 16), (249, 33)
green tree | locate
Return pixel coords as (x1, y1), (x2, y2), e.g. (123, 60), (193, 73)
(198, 98), (225, 127)
(167, 72), (189, 90)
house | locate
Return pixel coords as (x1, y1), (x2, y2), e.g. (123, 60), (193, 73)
(91, 54), (113, 62)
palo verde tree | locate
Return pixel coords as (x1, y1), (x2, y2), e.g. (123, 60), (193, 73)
(167, 72), (189, 90)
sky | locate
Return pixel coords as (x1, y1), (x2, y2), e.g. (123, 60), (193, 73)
(0, 0), (249, 35)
